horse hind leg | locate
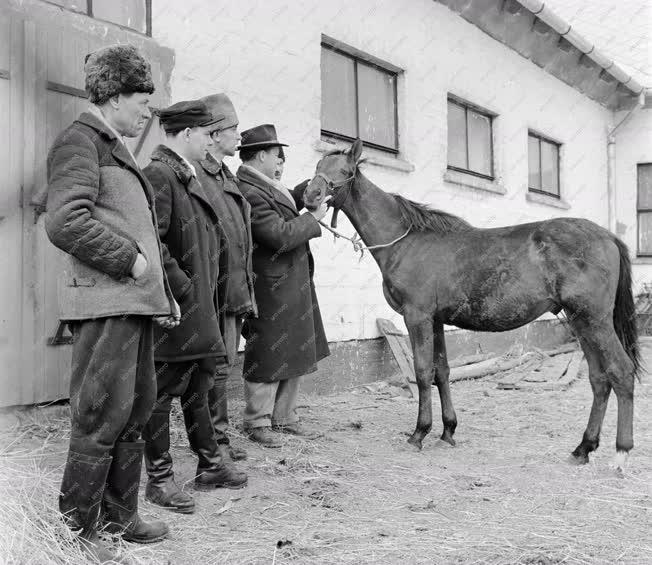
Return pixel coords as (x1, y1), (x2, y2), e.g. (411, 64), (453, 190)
(432, 320), (457, 446)
(568, 314), (635, 468)
(404, 314), (435, 450)
(569, 341), (610, 464)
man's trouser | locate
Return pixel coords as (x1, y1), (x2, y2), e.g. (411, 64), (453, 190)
(144, 357), (221, 470)
(242, 377), (302, 430)
(208, 314), (242, 444)
(59, 316), (155, 531)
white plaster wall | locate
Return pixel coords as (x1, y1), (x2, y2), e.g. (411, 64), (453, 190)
(152, 0), (613, 340)
(614, 106), (652, 293)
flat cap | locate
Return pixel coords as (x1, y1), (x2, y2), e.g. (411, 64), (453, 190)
(158, 99), (218, 133)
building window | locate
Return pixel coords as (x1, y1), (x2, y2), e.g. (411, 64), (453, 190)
(447, 97), (494, 179)
(321, 39), (399, 153)
(528, 132), (560, 198)
(45, 0), (151, 35)
(637, 163), (652, 256)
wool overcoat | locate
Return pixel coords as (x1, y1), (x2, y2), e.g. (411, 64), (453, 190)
(236, 166), (330, 383)
(195, 155), (257, 318)
(143, 145), (229, 363)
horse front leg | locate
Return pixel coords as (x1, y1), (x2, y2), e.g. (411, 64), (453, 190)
(405, 314), (434, 450)
(433, 319), (457, 446)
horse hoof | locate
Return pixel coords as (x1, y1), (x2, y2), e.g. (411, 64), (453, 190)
(568, 451), (589, 465)
(440, 432), (456, 446)
(407, 436), (423, 451)
(613, 450), (628, 475)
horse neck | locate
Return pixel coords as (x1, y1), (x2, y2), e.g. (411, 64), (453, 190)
(340, 173), (407, 266)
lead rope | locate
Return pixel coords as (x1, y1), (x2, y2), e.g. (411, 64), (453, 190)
(318, 218), (410, 261)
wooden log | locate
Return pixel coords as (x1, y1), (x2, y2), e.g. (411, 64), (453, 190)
(535, 342), (578, 357)
(450, 352), (535, 382)
(449, 352), (496, 368)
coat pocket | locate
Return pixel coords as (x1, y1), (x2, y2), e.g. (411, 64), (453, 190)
(133, 240), (151, 286)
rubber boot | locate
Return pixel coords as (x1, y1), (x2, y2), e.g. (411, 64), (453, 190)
(59, 450), (117, 563)
(102, 440), (169, 544)
(142, 411), (195, 513)
(183, 403), (248, 490)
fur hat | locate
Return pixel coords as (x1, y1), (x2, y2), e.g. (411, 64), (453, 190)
(84, 44), (154, 105)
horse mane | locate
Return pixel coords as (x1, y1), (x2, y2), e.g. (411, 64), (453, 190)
(321, 148), (470, 234)
(391, 193), (472, 234)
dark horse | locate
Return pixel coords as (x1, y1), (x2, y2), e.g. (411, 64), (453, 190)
(304, 139), (640, 468)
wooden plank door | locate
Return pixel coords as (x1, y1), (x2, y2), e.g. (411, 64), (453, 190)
(0, 13), (25, 404)
(19, 20), (94, 406)
(13, 15), (170, 406)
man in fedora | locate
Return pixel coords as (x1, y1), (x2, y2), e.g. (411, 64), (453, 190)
(236, 124), (331, 447)
(141, 99), (247, 515)
(44, 44), (177, 560)
(195, 93), (255, 462)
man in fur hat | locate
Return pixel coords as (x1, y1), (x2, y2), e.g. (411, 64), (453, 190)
(196, 93), (254, 463)
(141, 99), (247, 516)
(236, 124), (331, 447)
(45, 44), (178, 561)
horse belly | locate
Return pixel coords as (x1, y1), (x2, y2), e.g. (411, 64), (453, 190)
(442, 285), (555, 332)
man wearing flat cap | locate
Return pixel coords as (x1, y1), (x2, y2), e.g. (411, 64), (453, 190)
(142, 98), (247, 516)
(44, 44), (178, 560)
(236, 124), (331, 447)
(194, 93), (254, 463)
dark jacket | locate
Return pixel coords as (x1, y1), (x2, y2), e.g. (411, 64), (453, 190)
(143, 145), (228, 362)
(45, 111), (171, 320)
(236, 165), (330, 383)
(195, 155), (257, 317)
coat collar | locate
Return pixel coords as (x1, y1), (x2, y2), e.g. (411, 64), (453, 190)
(151, 145), (219, 219)
(150, 145), (196, 185)
(198, 154), (241, 196)
(236, 165), (298, 215)
(75, 111), (154, 203)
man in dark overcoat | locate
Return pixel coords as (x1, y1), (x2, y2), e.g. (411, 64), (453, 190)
(44, 45), (178, 560)
(236, 124), (331, 447)
(142, 99), (247, 515)
(195, 93), (255, 462)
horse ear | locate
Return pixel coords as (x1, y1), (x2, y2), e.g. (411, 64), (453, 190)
(349, 139), (363, 163)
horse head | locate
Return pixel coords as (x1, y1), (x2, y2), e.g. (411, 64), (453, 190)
(304, 138), (364, 213)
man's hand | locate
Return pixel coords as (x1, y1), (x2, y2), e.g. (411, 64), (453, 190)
(131, 253), (147, 279)
(308, 196), (332, 222)
(154, 298), (181, 329)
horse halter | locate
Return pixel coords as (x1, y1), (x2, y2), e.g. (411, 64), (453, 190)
(311, 163), (357, 229)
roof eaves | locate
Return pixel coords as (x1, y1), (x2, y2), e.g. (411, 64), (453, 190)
(517, 0), (644, 95)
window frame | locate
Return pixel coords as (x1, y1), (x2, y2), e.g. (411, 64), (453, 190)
(637, 163), (652, 257)
(528, 130), (561, 199)
(446, 95), (495, 181)
(320, 40), (400, 154)
(44, 0), (152, 36)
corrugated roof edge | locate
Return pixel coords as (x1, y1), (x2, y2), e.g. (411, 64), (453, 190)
(517, 0), (645, 94)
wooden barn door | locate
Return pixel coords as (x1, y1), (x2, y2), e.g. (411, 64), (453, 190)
(0, 14), (25, 402)
(10, 18), (167, 406)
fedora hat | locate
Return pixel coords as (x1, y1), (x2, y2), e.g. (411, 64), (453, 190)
(238, 124), (288, 151)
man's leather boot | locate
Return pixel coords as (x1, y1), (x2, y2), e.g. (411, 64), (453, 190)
(183, 404), (248, 490)
(59, 450), (116, 563)
(142, 410), (195, 513)
(102, 440), (169, 544)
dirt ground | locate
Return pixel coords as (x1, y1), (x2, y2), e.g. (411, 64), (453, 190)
(1, 344), (651, 565)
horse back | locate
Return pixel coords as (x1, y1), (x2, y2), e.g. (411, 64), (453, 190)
(384, 217), (619, 331)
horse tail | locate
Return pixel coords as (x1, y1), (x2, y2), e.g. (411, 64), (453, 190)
(612, 236), (641, 379)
